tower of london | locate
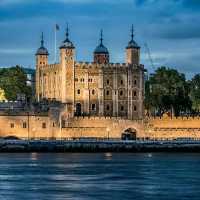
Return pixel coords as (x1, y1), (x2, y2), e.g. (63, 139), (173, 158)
(35, 26), (145, 120)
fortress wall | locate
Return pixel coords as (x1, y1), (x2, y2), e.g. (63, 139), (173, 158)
(62, 117), (145, 138)
(2, 114), (200, 140)
(0, 115), (145, 139)
(146, 117), (200, 139)
(0, 115), (58, 139)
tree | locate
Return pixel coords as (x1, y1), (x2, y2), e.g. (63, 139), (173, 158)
(189, 74), (200, 111)
(0, 88), (6, 101)
(145, 66), (191, 116)
(0, 66), (32, 101)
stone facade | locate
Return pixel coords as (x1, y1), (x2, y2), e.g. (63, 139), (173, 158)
(1, 114), (200, 140)
(35, 28), (145, 120)
(146, 117), (200, 139)
(0, 114), (145, 139)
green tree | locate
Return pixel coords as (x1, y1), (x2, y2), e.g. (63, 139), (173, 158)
(0, 66), (32, 101)
(145, 66), (191, 116)
(189, 74), (200, 111)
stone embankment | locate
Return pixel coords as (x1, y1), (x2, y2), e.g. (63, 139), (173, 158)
(1, 139), (200, 152)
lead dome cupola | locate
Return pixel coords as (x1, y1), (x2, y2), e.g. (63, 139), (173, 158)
(36, 32), (49, 56)
(94, 30), (109, 54)
(60, 26), (75, 49)
(126, 25), (140, 49)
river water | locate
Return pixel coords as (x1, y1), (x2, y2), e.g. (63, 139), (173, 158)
(0, 153), (200, 200)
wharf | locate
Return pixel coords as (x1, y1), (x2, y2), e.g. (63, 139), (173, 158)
(1, 139), (200, 152)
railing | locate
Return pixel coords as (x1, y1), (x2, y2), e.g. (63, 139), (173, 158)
(1, 137), (200, 143)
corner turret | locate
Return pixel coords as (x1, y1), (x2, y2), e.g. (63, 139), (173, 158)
(126, 25), (140, 65)
(94, 30), (109, 64)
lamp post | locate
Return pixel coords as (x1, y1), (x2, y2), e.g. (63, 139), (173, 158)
(106, 127), (110, 140)
(27, 111), (30, 141)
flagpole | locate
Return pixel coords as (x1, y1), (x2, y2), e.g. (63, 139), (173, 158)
(54, 26), (57, 63)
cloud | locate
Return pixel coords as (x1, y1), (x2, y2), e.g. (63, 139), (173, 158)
(0, 0), (28, 6)
(0, 48), (33, 54)
(0, 0), (200, 79)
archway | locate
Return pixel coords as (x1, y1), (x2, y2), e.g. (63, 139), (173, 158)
(121, 128), (137, 140)
(75, 103), (82, 116)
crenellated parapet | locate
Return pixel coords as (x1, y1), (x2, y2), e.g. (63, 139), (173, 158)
(40, 63), (61, 72)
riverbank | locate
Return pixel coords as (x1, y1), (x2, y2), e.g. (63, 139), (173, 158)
(1, 139), (200, 152)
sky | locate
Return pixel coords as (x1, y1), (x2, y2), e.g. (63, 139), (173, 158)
(0, 0), (199, 79)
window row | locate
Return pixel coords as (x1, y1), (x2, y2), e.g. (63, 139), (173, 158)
(105, 105), (137, 111)
(10, 122), (47, 129)
(106, 79), (138, 86)
(77, 89), (96, 95)
(75, 78), (94, 83)
(77, 89), (137, 97)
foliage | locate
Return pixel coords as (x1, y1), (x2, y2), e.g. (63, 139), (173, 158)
(0, 88), (6, 101)
(145, 66), (192, 116)
(189, 74), (200, 110)
(0, 66), (32, 101)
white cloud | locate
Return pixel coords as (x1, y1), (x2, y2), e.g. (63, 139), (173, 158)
(0, 0), (24, 5)
(50, 0), (132, 4)
(0, 48), (33, 54)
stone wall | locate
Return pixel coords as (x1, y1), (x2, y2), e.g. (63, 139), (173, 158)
(62, 117), (145, 138)
(2, 114), (200, 140)
(0, 115), (58, 139)
(146, 117), (200, 139)
(0, 114), (145, 139)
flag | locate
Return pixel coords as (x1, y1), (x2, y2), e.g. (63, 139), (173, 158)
(56, 24), (60, 31)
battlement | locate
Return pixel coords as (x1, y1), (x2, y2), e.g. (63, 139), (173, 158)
(75, 61), (141, 69)
(41, 63), (60, 71)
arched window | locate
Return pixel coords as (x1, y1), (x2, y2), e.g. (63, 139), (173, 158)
(134, 91), (137, 96)
(121, 106), (124, 111)
(120, 91), (123, 96)
(77, 89), (80, 95)
(134, 106), (137, 111)
(106, 90), (110, 96)
(134, 80), (137, 85)
(121, 80), (123, 85)
(106, 105), (110, 111)
(92, 104), (96, 111)
(92, 89), (95, 95)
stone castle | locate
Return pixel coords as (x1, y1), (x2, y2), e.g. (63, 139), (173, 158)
(35, 26), (145, 120)
(1, 26), (200, 140)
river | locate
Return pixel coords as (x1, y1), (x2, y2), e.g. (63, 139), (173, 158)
(0, 153), (200, 200)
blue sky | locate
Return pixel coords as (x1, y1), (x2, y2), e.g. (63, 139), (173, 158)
(0, 0), (199, 78)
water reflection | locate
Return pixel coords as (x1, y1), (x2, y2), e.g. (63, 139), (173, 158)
(0, 153), (200, 200)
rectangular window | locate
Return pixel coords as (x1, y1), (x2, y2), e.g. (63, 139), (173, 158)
(134, 80), (137, 85)
(10, 123), (14, 128)
(42, 123), (46, 129)
(106, 105), (110, 111)
(23, 122), (27, 129)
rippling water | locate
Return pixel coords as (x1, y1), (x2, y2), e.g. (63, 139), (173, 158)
(0, 153), (200, 200)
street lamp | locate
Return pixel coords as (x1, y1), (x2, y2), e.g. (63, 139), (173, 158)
(106, 127), (110, 140)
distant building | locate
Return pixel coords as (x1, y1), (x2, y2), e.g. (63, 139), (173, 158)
(22, 68), (35, 95)
(35, 26), (145, 120)
(0, 88), (6, 102)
